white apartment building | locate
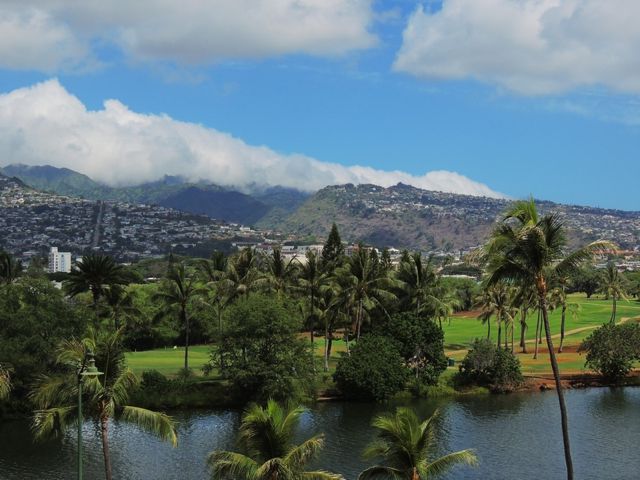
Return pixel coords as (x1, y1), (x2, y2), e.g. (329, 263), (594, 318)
(48, 247), (72, 273)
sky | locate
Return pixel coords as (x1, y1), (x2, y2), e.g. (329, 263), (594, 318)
(0, 0), (639, 209)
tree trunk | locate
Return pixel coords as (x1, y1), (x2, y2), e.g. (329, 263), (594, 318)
(559, 304), (567, 353)
(100, 413), (112, 480)
(323, 325), (329, 372)
(345, 331), (350, 356)
(541, 297), (574, 479)
(497, 322), (502, 349)
(487, 319), (491, 339)
(356, 300), (363, 340)
(310, 290), (315, 344)
(534, 310), (541, 360)
(511, 321), (514, 353)
(218, 306), (224, 373)
(183, 308), (189, 371)
(411, 467), (420, 480)
(610, 297), (617, 324)
(520, 308), (528, 353)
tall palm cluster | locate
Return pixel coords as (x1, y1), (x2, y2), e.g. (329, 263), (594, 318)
(473, 199), (613, 480)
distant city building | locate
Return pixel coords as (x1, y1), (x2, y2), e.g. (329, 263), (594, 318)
(48, 247), (71, 273)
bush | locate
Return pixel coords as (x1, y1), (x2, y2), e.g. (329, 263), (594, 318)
(141, 369), (168, 388)
(458, 339), (523, 392)
(579, 323), (640, 381)
(333, 335), (409, 401)
(374, 312), (448, 387)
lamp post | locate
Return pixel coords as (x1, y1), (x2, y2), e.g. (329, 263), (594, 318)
(77, 350), (103, 480)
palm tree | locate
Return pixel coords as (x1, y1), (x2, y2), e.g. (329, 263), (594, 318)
(296, 250), (329, 344)
(0, 250), (22, 285)
(359, 408), (477, 480)
(334, 245), (396, 340)
(200, 252), (231, 372)
(263, 247), (298, 296)
(153, 263), (204, 370)
(600, 262), (628, 324)
(396, 253), (437, 316)
(549, 276), (580, 353)
(483, 198), (612, 480)
(513, 284), (537, 353)
(208, 400), (343, 480)
(64, 254), (126, 317)
(476, 283), (516, 349)
(104, 284), (140, 331)
(30, 329), (177, 480)
(226, 247), (264, 299)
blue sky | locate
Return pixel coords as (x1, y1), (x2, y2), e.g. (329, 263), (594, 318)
(0, 1), (639, 210)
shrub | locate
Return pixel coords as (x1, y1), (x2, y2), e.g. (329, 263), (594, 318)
(333, 335), (409, 401)
(140, 369), (169, 388)
(458, 339), (523, 392)
(579, 323), (640, 381)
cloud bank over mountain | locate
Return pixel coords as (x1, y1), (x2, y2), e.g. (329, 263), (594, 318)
(0, 1), (376, 71)
(0, 80), (503, 198)
(395, 0), (640, 95)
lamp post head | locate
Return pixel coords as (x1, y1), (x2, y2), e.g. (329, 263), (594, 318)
(80, 350), (103, 378)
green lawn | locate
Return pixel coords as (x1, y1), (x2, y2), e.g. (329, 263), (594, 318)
(125, 295), (640, 378)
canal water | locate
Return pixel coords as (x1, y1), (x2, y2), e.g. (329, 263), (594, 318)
(1, 387), (639, 479)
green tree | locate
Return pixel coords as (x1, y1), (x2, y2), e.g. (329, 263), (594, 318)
(333, 335), (409, 401)
(0, 250), (22, 285)
(103, 284), (140, 331)
(321, 223), (345, 269)
(208, 400), (343, 480)
(262, 247), (298, 296)
(211, 295), (315, 402)
(296, 249), (328, 345)
(483, 198), (612, 480)
(153, 263), (204, 371)
(396, 252), (437, 316)
(30, 329), (177, 480)
(359, 408), (478, 480)
(578, 323), (640, 381)
(64, 254), (126, 317)
(600, 262), (629, 324)
(375, 312), (447, 387)
(476, 283), (516, 349)
(226, 247), (264, 299)
(334, 245), (396, 339)
(570, 266), (600, 298)
(458, 339), (523, 392)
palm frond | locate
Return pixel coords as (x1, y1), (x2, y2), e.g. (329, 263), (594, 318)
(423, 449), (478, 476)
(284, 434), (325, 467)
(357, 466), (405, 480)
(207, 451), (258, 480)
(120, 405), (178, 446)
(32, 406), (77, 441)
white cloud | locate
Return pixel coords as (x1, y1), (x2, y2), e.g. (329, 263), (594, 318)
(0, 1), (376, 71)
(0, 79), (503, 198)
(394, 0), (640, 95)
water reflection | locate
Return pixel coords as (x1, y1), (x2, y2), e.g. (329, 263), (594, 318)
(1, 388), (639, 480)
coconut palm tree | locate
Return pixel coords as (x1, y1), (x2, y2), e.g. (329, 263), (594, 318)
(226, 247), (264, 299)
(483, 198), (613, 480)
(549, 276), (580, 353)
(263, 247), (298, 296)
(334, 245), (396, 340)
(296, 250), (329, 344)
(30, 329), (177, 480)
(64, 254), (126, 317)
(476, 283), (516, 349)
(359, 408), (477, 480)
(600, 262), (628, 324)
(396, 252), (438, 316)
(153, 263), (205, 370)
(208, 400), (343, 480)
(513, 284), (537, 353)
(104, 284), (140, 331)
